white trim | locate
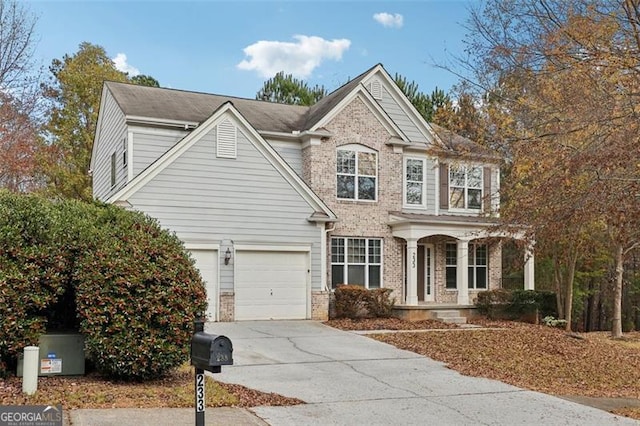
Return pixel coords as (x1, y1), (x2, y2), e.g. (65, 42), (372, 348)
(403, 156), (427, 209)
(318, 222), (328, 291)
(107, 103), (337, 221)
(90, 84), (109, 173)
(125, 114), (199, 129)
(126, 131), (134, 181)
(185, 245), (220, 322)
(336, 144), (378, 202)
(434, 157), (440, 216)
(419, 243), (435, 302)
(448, 163), (484, 213)
(310, 87), (409, 143)
(234, 244), (311, 252)
(185, 243), (221, 251)
(216, 119), (237, 159)
(330, 237), (383, 290)
(361, 65), (446, 148)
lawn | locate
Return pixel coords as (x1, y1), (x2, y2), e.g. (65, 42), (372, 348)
(326, 318), (640, 420)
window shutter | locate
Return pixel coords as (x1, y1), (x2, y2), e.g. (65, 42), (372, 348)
(216, 119), (237, 159)
(483, 166), (492, 212)
(439, 163), (449, 210)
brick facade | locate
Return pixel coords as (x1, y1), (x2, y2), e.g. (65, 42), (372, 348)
(219, 292), (234, 322)
(302, 96), (405, 305)
(311, 291), (330, 320)
(301, 96), (503, 310)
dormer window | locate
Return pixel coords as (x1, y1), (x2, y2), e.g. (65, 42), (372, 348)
(336, 145), (377, 201)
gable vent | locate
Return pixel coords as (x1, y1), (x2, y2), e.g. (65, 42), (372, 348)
(370, 80), (382, 100)
(216, 119), (237, 159)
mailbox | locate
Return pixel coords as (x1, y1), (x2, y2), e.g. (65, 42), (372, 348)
(191, 332), (233, 373)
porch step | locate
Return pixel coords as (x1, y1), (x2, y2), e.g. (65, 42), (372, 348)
(432, 310), (467, 324)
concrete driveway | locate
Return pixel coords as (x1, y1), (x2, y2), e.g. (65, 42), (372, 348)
(210, 321), (637, 426)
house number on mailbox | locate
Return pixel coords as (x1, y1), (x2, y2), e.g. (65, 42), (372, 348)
(196, 373), (205, 412)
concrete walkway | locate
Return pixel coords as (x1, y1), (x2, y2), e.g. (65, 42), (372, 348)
(211, 320), (638, 426)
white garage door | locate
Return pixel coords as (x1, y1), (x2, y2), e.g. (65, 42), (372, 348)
(235, 250), (308, 320)
(189, 249), (218, 321)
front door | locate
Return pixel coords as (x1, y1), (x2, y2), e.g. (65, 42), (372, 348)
(417, 244), (434, 302)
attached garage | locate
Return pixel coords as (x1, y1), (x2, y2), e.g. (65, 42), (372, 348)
(235, 248), (310, 320)
(188, 248), (218, 321)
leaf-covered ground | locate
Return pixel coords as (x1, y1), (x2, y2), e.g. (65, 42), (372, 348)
(356, 319), (640, 399)
(0, 364), (302, 409)
(327, 318), (640, 419)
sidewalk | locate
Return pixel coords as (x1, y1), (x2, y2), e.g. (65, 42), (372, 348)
(65, 407), (267, 426)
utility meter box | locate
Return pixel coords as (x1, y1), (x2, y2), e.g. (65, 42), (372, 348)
(17, 333), (85, 376)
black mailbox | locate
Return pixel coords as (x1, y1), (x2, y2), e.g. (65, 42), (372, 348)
(191, 332), (233, 373)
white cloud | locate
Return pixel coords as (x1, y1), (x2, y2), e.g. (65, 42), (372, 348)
(237, 35), (351, 78)
(112, 53), (140, 76)
(373, 12), (403, 28)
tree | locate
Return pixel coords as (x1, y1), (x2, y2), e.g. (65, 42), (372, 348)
(256, 71), (327, 106)
(41, 42), (129, 201)
(393, 73), (451, 122)
(130, 74), (160, 87)
(0, 0), (42, 193)
(0, 93), (41, 191)
(462, 0), (640, 336)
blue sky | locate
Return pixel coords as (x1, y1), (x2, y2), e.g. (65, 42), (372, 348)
(26, 1), (474, 99)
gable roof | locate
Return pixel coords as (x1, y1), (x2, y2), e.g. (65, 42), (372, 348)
(106, 81), (308, 133)
(103, 64), (497, 161)
(107, 101), (337, 222)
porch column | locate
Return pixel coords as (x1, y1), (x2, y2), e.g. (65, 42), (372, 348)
(457, 239), (469, 305)
(406, 238), (419, 305)
(524, 245), (535, 290)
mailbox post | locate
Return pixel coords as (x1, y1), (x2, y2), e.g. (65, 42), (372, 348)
(191, 319), (233, 426)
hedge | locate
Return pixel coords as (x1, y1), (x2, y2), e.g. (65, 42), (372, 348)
(333, 285), (395, 319)
(0, 192), (207, 380)
(475, 289), (557, 320)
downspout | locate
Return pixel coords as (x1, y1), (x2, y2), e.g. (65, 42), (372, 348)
(323, 222), (336, 291)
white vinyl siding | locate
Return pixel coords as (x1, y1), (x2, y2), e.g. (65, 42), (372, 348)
(127, 123), (323, 292)
(131, 127), (189, 176)
(268, 139), (303, 175)
(216, 119), (237, 159)
(93, 90), (127, 200)
(371, 84), (428, 144)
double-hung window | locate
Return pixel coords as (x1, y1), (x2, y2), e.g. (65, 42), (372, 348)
(331, 237), (382, 289)
(468, 243), (488, 289)
(445, 243), (457, 289)
(336, 145), (377, 201)
(404, 157), (425, 207)
(449, 165), (483, 210)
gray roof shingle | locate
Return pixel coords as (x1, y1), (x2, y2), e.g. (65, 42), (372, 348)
(105, 82), (309, 133)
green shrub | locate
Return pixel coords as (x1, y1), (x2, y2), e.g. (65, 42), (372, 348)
(0, 193), (207, 380)
(72, 203), (207, 381)
(364, 288), (395, 318)
(0, 193), (67, 376)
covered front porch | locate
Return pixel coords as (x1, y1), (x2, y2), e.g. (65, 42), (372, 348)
(389, 212), (535, 308)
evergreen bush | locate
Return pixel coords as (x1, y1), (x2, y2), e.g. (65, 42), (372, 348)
(0, 192), (207, 380)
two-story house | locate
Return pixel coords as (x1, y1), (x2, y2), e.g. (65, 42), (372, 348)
(91, 64), (534, 322)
